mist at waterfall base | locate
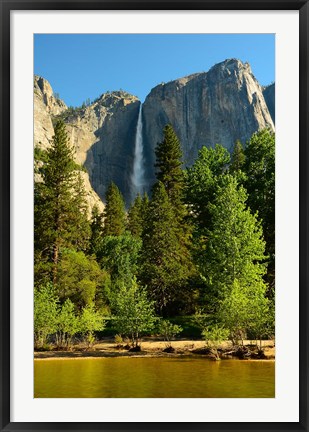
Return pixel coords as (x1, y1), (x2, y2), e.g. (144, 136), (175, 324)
(131, 104), (146, 200)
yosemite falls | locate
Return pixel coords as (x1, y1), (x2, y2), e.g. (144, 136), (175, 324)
(131, 103), (146, 198)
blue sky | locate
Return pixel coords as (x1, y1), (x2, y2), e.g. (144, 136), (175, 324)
(34, 34), (275, 107)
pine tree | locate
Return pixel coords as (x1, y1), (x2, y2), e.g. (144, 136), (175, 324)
(127, 194), (144, 238)
(155, 124), (184, 209)
(88, 205), (104, 255)
(34, 120), (90, 284)
(140, 182), (193, 315)
(103, 182), (126, 236)
(141, 192), (149, 223)
(203, 175), (267, 307)
(229, 140), (245, 174)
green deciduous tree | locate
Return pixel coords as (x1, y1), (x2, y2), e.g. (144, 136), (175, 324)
(57, 249), (108, 309)
(112, 279), (157, 348)
(203, 175), (267, 306)
(34, 283), (58, 348)
(56, 299), (80, 349)
(103, 182), (126, 236)
(202, 324), (229, 360)
(80, 304), (106, 348)
(185, 144), (230, 234)
(218, 279), (272, 347)
(97, 234), (142, 295)
(158, 320), (182, 348)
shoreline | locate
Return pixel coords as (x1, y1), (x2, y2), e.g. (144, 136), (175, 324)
(34, 339), (275, 361)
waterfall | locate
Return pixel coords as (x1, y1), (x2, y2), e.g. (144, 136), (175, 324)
(131, 103), (145, 198)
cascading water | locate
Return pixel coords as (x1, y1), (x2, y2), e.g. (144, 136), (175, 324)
(131, 103), (146, 198)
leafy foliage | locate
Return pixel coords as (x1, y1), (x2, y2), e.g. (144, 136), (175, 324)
(203, 175), (267, 305)
(158, 320), (182, 347)
(80, 304), (106, 348)
(57, 249), (107, 308)
(185, 144), (230, 234)
(97, 234), (142, 294)
(34, 283), (58, 348)
(112, 279), (157, 347)
(56, 299), (80, 349)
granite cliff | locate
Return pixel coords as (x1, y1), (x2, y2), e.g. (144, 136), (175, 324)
(142, 59), (274, 185)
(34, 76), (105, 214)
(34, 59), (275, 206)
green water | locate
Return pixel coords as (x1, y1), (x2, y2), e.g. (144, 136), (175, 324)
(34, 357), (275, 398)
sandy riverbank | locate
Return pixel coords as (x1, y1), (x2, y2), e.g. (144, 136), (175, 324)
(34, 338), (275, 360)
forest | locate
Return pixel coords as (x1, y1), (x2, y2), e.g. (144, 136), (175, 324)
(34, 120), (275, 353)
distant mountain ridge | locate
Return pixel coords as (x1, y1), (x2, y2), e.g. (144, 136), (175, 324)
(34, 58), (275, 206)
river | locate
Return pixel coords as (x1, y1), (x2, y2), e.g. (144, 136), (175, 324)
(34, 357), (275, 398)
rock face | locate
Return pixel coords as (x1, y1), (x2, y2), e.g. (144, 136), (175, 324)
(142, 59), (274, 186)
(34, 59), (275, 206)
(60, 91), (140, 206)
(34, 76), (105, 215)
(34, 76), (67, 149)
(83, 93), (140, 204)
(263, 83), (275, 124)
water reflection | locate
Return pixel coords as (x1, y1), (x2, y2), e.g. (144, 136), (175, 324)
(34, 357), (275, 398)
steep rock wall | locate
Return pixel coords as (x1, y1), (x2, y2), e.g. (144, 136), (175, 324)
(142, 59), (274, 185)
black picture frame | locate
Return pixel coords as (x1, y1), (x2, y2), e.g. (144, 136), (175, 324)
(1, 1), (308, 431)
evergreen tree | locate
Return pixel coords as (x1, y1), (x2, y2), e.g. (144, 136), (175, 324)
(103, 182), (126, 236)
(243, 129), (275, 290)
(229, 140), (246, 175)
(203, 175), (267, 308)
(127, 194), (144, 238)
(34, 120), (90, 284)
(141, 192), (149, 214)
(140, 182), (193, 315)
(88, 205), (104, 256)
(155, 124), (184, 209)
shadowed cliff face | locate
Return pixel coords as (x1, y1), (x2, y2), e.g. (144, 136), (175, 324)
(263, 83), (275, 124)
(142, 59), (275, 187)
(83, 94), (140, 206)
(34, 59), (275, 206)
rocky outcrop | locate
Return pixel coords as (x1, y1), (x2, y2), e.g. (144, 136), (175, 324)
(34, 76), (67, 149)
(263, 83), (275, 124)
(142, 59), (274, 186)
(34, 76), (104, 215)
